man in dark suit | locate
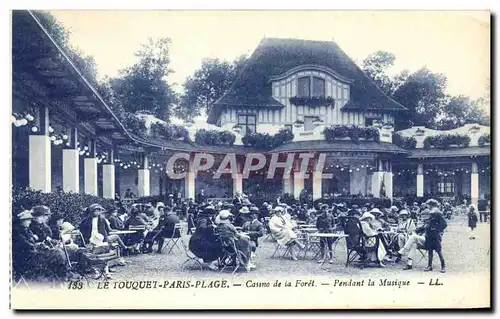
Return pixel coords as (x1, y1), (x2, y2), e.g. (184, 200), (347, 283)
(29, 205), (53, 244)
(242, 211), (265, 249)
(156, 207), (181, 253)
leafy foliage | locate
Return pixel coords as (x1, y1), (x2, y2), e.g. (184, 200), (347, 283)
(392, 133), (417, 149)
(423, 134), (471, 149)
(150, 122), (190, 141)
(109, 37), (178, 121)
(194, 129), (236, 146)
(12, 188), (114, 226)
(122, 113), (147, 137)
(177, 56), (246, 119)
(362, 51), (490, 129)
(323, 125), (380, 143)
(289, 96), (335, 107)
(478, 134), (490, 147)
(241, 128), (294, 149)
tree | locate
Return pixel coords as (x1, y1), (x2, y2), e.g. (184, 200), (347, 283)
(362, 51), (396, 96)
(176, 55), (246, 119)
(110, 37), (178, 121)
(391, 68), (448, 127)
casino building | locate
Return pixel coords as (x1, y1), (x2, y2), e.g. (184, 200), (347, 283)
(11, 10), (491, 207)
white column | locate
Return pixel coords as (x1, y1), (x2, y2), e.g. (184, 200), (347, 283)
(84, 158), (98, 196)
(185, 160), (195, 200)
(233, 173), (243, 196)
(102, 164), (115, 199)
(138, 169), (150, 197)
(283, 174), (293, 195)
(293, 172), (304, 199)
(471, 162), (479, 207)
(312, 171), (322, 200)
(417, 163), (424, 197)
(29, 135), (51, 192)
(62, 149), (79, 193)
(371, 172), (384, 198)
(350, 167), (367, 195)
(384, 172), (393, 199)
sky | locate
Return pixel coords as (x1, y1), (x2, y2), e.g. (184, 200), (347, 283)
(50, 10), (490, 101)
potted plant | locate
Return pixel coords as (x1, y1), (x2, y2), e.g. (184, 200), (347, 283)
(372, 119), (382, 128)
(415, 128), (426, 136)
(312, 117), (324, 127)
(382, 121), (394, 130)
(469, 125), (481, 134)
(232, 124), (243, 134)
(294, 119), (304, 128)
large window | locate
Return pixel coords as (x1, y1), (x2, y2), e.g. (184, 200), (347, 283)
(297, 76), (325, 97)
(237, 114), (256, 135)
(437, 175), (455, 195)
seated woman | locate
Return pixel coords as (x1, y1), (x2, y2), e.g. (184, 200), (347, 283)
(189, 205), (223, 269)
(13, 210), (79, 282)
(106, 208), (124, 230)
(268, 206), (305, 261)
(215, 210), (255, 271)
(359, 212), (387, 267)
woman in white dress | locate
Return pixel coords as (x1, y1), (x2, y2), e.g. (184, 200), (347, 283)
(268, 207), (305, 260)
(359, 212), (387, 267)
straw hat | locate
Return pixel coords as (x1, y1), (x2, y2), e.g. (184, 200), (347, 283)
(390, 206), (399, 212)
(399, 209), (409, 216)
(17, 210), (33, 221)
(215, 210), (233, 224)
(369, 208), (383, 216)
(239, 206), (251, 214)
(359, 212), (375, 221)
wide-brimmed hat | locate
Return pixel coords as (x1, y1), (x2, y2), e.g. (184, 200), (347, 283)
(239, 206), (251, 214)
(31, 205), (50, 217)
(426, 199), (440, 208)
(320, 204), (329, 210)
(390, 206), (399, 212)
(399, 210), (409, 216)
(156, 202), (165, 208)
(215, 210), (233, 224)
(17, 210), (33, 221)
(369, 208), (383, 216)
(250, 206), (259, 212)
(359, 212), (375, 221)
(61, 222), (75, 234)
(88, 203), (106, 214)
(273, 206), (285, 214)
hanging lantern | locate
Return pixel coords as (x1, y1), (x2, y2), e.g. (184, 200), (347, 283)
(50, 136), (56, 141)
(14, 120), (23, 127)
(20, 119), (28, 126)
(25, 114), (34, 121)
(65, 142), (71, 147)
(85, 152), (90, 156)
(31, 126), (38, 133)
(84, 146), (89, 151)
(62, 134), (68, 140)
(48, 126), (54, 133)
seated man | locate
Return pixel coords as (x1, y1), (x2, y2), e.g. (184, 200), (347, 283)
(215, 210), (254, 271)
(242, 210), (265, 250)
(156, 206), (181, 253)
(123, 206), (149, 250)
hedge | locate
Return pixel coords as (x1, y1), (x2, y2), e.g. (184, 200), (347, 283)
(12, 188), (115, 226)
(423, 134), (471, 149)
(150, 122), (190, 141)
(478, 134), (490, 147)
(323, 125), (380, 143)
(195, 129), (236, 146)
(242, 128), (294, 149)
(392, 133), (417, 149)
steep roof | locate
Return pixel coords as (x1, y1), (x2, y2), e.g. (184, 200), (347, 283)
(208, 37), (407, 124)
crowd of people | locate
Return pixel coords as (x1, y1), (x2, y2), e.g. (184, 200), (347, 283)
(12, 189), (487, 283)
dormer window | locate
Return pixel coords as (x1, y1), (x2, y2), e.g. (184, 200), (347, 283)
(297, 76), (325, 97)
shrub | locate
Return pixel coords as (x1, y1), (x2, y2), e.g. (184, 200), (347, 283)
(423, 134), (471, 149)
(241, 128), (294, 149)
(289, 96), (335, 107)
(392, 133), (417, 149)
(478, 134), (490, 147)
(195, 129), (236, 146)
(12, 188), (114, 226)
(123, 113), (147, 137)
(323, 125), (380, 143)
(150, 123), (190, 141)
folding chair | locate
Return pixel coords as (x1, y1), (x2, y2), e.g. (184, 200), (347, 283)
(218, 240), (245, 274)
(414, 244), (428, 267)
(180, 236), (205, 271)
(127, 225), (147, 254)
(263, 217), (273, 241)
(162, 223), (183, 254)
(270, 232), (292, 259)
(339, 216), (381, 268)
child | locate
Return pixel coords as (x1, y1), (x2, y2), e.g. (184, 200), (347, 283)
(425, 208), (447, 273)
(467, 204), (479, 239)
